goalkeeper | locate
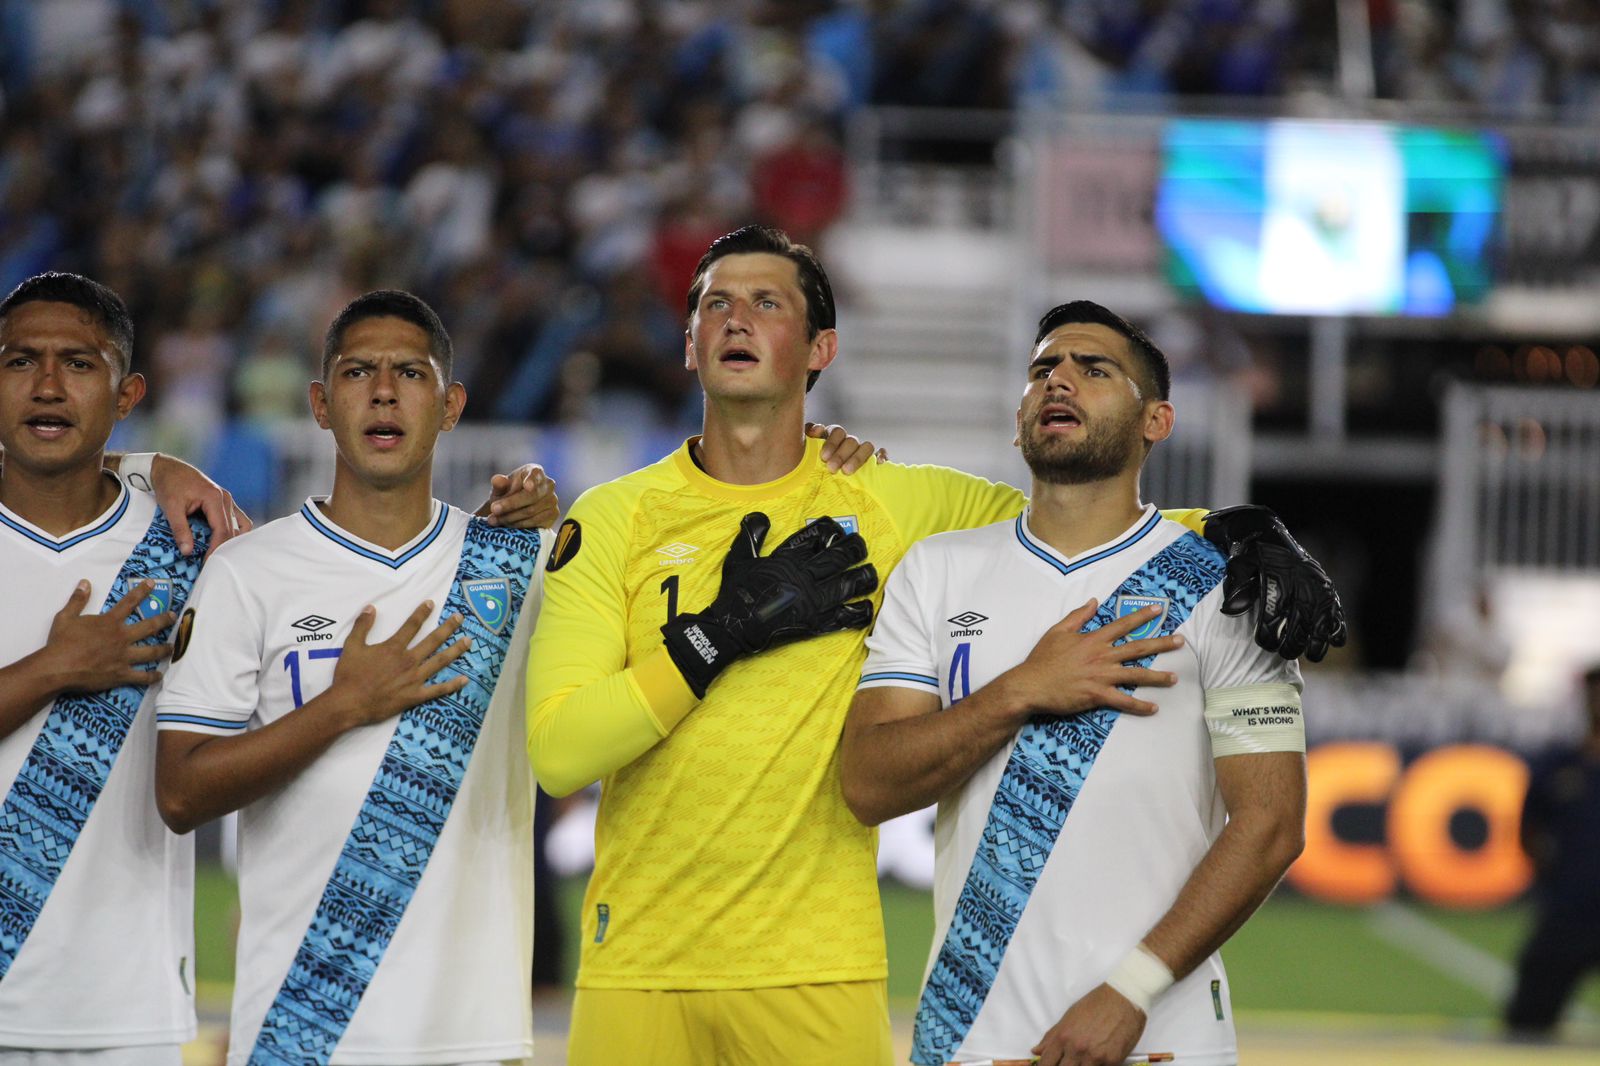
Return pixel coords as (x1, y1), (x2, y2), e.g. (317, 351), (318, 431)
(524, 225), (1345, 1066)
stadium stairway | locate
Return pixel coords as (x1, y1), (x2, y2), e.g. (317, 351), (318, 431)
(826, 227), (1027, 484)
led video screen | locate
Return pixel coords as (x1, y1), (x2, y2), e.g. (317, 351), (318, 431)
(1156, 119), (1504, 316)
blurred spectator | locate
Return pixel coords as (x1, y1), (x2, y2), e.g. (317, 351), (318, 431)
(1504, 664), (1600, 1038)
(234, 326), (311, 425)
(649, 188), (738, 310)
(752, 115), (849, 246)
(494, 265), (686, 426)
(1382, 0), (1600, 118)
(149, 292), (234, 458)
(1, 0), (1595, 475)
(0, 126), (62, 293)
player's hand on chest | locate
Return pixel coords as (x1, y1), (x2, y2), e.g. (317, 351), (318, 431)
(632, 506), (820, 629)
(263, 588), (457, 720)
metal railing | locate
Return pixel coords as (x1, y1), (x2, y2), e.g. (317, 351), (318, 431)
(1140, 381), (1252, 510)
(846, 107), (1016, 230)
(1431, 383), (1600, 620)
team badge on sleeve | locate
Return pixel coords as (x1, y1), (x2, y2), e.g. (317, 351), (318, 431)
(547, 518), (582, 572)
(133, 578), (173, 621)
(463, 577), (513, 634)
(172, 608), (196, 662)
(1113, 594), (1168, 640)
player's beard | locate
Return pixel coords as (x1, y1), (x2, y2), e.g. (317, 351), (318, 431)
(1020, 405), (1144, 485)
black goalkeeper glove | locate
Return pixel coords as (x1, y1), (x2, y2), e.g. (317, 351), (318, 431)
(661, 512), (879, 698)
(1203, 505), (1348, 663)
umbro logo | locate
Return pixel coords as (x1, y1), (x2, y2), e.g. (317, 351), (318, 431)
(949, 611), (987, 637)
(292, 614), (338, 643)
(656, 542), (699, 567)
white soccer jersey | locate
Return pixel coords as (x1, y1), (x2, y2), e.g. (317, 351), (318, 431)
(155, 499), (548, 1066)
(0, 480), (195, 1049)
(860, 506), (1302, 1066)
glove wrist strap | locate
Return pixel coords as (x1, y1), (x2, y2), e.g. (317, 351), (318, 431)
(661, 616), (730, 699)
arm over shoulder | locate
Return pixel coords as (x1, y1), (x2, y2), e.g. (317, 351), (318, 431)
(857, 460), (1025, 545)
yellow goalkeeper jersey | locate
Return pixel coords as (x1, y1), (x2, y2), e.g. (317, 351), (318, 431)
(525, 437), (1027, 989)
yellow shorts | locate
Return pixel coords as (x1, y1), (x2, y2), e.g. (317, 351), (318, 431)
(566, 980), (893, 1066)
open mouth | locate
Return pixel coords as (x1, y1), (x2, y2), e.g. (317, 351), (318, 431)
(1039, 406), (1083, 430)
(23, 415), (73, 437)
(719, 347), (758, 366)
(364, 422), (405, 445)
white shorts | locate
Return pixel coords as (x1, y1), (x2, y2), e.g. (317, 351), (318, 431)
(0, 1047), (181, 1066)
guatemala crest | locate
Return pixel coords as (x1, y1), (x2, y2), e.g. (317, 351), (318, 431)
(463, 577), (512, 634)
(1113, 594), (1169, 640)
(808, 515), (859, 535)
(133, 578), (173, 622)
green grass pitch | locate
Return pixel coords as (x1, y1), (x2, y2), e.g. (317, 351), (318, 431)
(192, 866), (1600, 1023)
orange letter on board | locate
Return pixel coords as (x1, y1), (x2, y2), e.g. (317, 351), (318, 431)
(1389, 744), (1532, 908)
(1288, 742), (1401, 905)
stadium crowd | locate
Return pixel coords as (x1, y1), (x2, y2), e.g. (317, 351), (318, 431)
(0, 0), (1595, 475)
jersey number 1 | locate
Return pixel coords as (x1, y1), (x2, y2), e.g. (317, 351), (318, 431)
(660, 574), (679, 622)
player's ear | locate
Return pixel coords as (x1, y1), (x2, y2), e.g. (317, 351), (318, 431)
(1143, 399), (1175, 446)
(309, 380), (330, 429)
(808, 328), (838, 374)
(684, 327), (699, 372)
(441, 381), (467, 432)
(115, 372), (146, 420)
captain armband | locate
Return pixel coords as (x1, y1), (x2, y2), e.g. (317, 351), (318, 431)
(1203, 683), (1304, 757)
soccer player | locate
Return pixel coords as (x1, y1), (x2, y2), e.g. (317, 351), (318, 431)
(153, 290), (556, 1066)
(0, 404), (252, 558)
(527, 227), (1342, 1064)
(842, 301), (1309, 1066)
(0, 273), (208, 1063)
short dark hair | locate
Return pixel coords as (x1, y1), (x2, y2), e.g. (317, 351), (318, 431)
(322, 290), (453, 380)
(0, 272), (135, 376)
(1034, 300), (1171, 401)
(686, 225), (835, 392)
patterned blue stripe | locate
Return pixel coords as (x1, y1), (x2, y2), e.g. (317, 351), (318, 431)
(0, 488), (129, 553)
(1013, 509), (1161, 576)
(155, 713), (249, 731)
(860, 671), (940, 687)
(298, 503), (448, 569)
(910, 532), (1225, 1065)
(247, 521), (541, 1066)
(0, 513), (205, 979)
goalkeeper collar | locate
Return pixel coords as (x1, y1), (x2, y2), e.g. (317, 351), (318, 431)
(672, 435), (825, 502)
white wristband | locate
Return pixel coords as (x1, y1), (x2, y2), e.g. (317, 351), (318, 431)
(1105, 944), (1175, 1015)
(119, 452), (157, 493)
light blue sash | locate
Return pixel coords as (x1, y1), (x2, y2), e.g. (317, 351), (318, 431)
(248, 521), (540, 1066)
(911, 533), (1225, 1065)
(0, 514), (204, 978)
